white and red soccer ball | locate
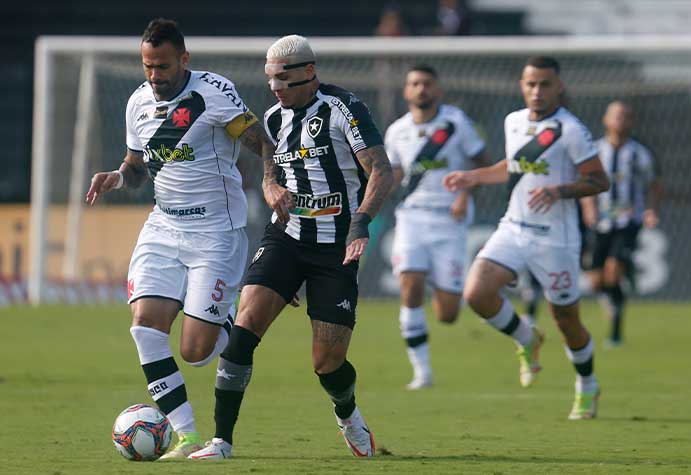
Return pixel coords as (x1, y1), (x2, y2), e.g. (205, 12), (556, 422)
(112, 404), (172, 461)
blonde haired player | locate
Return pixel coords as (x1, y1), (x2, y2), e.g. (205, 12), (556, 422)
(189, 34), (392, 460)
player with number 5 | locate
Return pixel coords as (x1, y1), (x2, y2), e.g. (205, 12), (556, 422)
(443, 56), (609, 420)
(85, 18), (278, 458)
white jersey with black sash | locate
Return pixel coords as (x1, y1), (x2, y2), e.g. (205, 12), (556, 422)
(126, 70), (256, 232)
(595, 137), (656, 232)
(264, 84), (383, 244)
(503, 107), (598, 246)
(384, 104), (485, 224)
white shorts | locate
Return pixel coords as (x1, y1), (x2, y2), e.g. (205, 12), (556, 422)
(391, 210), (466, 294)
(477, 222), (581, 305)
(127, 219), (248, 325)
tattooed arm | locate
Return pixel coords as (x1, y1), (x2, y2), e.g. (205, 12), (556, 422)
(354, 144), (394, 218)
(239, 122), (294, 223)
(528, 157), (610, 213)
(342, 145), (393, 265)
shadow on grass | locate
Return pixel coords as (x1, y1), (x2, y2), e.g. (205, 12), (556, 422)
(228, 453), (688, 467)
(597, 416), (691, 424)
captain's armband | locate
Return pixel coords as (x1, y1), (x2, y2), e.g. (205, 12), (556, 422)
(225, 110), (258, 139)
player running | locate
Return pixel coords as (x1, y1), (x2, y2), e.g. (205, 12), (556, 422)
(385, 64), (489, 390)
(582, 101), (662, 347)
(86, 18), (276, 458)
(188, 34), (393, 460)
(443, 56), (609, 419)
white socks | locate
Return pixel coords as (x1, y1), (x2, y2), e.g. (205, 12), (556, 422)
(399, 306), (431, 380)
(485, 298), (534, 347)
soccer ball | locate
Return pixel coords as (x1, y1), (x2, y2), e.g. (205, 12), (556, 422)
(112, 404), (172, 461)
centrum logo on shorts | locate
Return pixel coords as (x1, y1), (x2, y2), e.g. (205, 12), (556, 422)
(273, 145), (330, 164)
(290, 192), (342, 218)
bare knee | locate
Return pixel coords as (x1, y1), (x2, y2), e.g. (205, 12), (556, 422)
(179, 343), (213, 364)
(313, 350), (346, 374)
(463, 283), (490, 313)
(312, 321), (350, 374)
(400, 272), (426, 308)
(438, 309), (459, 324)
(130, 298), (178, 333)
(433, 295), (461, 324)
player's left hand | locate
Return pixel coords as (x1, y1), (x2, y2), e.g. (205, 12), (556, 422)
(343, 237), (368, 265)
(528, 186), (560, 213)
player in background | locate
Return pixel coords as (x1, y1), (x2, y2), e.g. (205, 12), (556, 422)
(444, 56), (609, 419)
(384, 65), (489, 389)
(189, 34), (393, 460)
(85, 18), (276, 458)
(581, 101), (662, 347)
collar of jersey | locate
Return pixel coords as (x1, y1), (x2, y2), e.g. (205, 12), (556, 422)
(410, 104), (444, 126)
(150, 70), (192, 103)
(285, 94), (319, 112)
(530, 105), (562, 123)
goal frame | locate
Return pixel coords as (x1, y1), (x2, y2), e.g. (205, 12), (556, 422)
(30, 34), (691, 304)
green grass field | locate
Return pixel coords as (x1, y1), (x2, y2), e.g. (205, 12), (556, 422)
(1, 300), (690, 474)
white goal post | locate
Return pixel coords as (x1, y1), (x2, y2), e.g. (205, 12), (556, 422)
(30, 34), (691, 304)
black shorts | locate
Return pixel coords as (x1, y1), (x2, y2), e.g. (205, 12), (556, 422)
(244, 223), (359, 329)
(591, 223), (641, 269)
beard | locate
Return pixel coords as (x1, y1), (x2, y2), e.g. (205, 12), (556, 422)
(415, 98), (435, 110)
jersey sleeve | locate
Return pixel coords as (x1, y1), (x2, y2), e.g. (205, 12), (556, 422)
(638, 144), (657, 183)
(565, 118), (598, 165)
(125, 93), (144, 151)
(384, 124), (401, 167)
(336, 95), (383, 153)
(201, 74), (253, 135)
(455, 111), (486, 158)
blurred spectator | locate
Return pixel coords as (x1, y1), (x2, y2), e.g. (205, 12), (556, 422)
(435, 0), (471, 35)
(375, 3), (410, 36)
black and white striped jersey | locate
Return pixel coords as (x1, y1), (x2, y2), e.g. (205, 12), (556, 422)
(264, 84), (383, 244)
(595, 137), (656, 231)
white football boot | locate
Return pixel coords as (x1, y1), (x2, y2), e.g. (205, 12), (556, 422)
(406, 374), (433, 390)
(336, 407), (375, 457)
(187, 437), (233, 460)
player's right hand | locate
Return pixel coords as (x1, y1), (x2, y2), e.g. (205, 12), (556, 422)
(443, 171), (476, 192)
(263, 183), (294, 224)
(85, 171), (120, 206)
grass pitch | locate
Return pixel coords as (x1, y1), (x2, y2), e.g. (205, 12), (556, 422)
(1, 299), (690, 474)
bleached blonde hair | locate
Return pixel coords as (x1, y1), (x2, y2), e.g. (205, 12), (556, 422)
(266, 34), (316, 64)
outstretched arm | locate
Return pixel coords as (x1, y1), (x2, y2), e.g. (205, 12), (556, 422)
(85, 149), (147, 206)
(238, 122), (294, 223)
(450, 149), (493, 220)
(343, 144), (393, 264)
(443, 159), (509, 192)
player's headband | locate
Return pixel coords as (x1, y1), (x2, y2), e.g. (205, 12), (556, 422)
(265, 61), (316, 91)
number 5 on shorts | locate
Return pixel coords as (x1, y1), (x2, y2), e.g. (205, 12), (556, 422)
(212, 279), (226, 302)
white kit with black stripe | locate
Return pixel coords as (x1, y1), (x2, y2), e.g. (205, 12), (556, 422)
(264, 84), (383, 244)
(126, 70), (251, 232)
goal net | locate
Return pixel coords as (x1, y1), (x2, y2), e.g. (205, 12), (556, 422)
(29, 35), (691, 303)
